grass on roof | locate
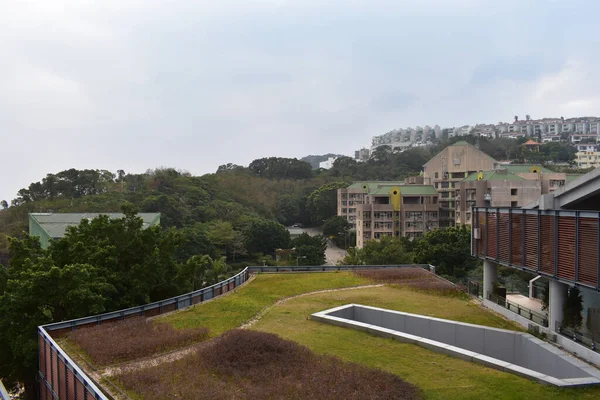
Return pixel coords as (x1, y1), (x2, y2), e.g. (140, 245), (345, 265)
(250, 285), (600, 400)
(159, 272), (371, 336)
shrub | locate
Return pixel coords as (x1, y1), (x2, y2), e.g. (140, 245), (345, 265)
(67, 317), (209, 365)
(118, 330), (421, 400)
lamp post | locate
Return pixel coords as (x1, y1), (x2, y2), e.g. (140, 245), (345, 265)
(296, 255), (306, 266)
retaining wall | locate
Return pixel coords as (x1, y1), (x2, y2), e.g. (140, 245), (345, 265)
(312, 304), (600, 387)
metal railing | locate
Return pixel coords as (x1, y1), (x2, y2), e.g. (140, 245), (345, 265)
(39, 267), (251, 400)
(488, 293), (548, 327)
(0, 380), (10, 400)
(557, 323), (599, 353)
(248, 264), (434, 273)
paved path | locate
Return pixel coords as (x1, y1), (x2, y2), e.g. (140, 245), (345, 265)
(506, 294), (544, 313)
(302, 227), (348, 265)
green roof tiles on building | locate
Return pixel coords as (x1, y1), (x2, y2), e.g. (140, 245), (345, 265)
(28, 212), (161, 248)
(566, 174), (582, 183)
(463, 170), (525, 182)
(368, 185), (437, 196)
(502, 164), (553, 174)
(347, 181), (404, 189)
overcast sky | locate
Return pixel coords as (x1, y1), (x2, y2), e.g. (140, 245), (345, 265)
(2, 0), (600, 202)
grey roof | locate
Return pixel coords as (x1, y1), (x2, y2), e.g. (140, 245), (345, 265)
(29, 213), (161, 238)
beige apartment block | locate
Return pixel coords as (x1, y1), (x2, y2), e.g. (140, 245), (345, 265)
(575, 151), (600, 169)
(354, 184), (439, 248)
(337, 181), (403, 229)
(423, 141), (498, 228)
(455, 170), (541, 226)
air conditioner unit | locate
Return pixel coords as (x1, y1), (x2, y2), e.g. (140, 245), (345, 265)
(473, 228), (481, 239)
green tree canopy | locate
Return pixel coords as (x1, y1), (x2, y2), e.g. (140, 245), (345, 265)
(413, 226), (476, 278)
(340, 236), (413, 265)
(244, 219), (291, 256)
(306, 182), (347, 224)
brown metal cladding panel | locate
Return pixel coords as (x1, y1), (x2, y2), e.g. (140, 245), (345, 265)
(162, 303), (176, 313)
(578, 217), (599, 287)
(42, 385), (49, 400)
(557, 216), (576, 281)
(145, 307), (160, 317)
(487, 213), (497, 258)
(498, 213), (510, 263)
(229, 281), (235, 290)
(58, 358), (67, 399)
(192, 294), (203, 305)
(86, 390), (97, 400)
(524, 214), (539, 270)
(67, 368), (76, 400)
(39, 334), (46, 377)
(215, 287), (222, 296)
(45, 342), (52, 384)
(52, 350), (59, 392)
(511, 214), (523, 265)
(76, 379), (85, 400)
(48, 327), (72, 338)
(540, 215), (555, 274)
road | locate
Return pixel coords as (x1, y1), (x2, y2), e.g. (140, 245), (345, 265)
(302, 227), (348, 265)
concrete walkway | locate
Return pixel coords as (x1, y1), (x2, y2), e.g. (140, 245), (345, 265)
(506, 294), (544, 314)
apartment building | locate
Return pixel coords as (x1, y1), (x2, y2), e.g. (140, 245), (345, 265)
(455, 170), (541, 226)
(502, 164), (569, 193)
(423, 141), (498, 227)
(337, 181), (404, 229)
(355, 184), (439, 248)
(575, 151), (600, 169)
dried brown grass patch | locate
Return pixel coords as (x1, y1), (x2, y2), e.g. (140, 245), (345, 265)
(354, 268), (464, 297)
(117, 329), (422, 400)
(67, 317), (209, 366)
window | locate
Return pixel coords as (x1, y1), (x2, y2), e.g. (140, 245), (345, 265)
(511, 189), (518, 196)
(466, 212), (471, 221)
(511, 201), (518, 208)
(435, 172), (439, 179)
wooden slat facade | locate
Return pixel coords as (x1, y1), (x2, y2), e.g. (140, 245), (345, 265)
(473, 208), (600, 290)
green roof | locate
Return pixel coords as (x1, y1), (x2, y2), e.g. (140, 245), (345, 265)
(463, 170), (525, 182)
(398, 185), (438, 196)
(29, 213), (161, 239)
(368, 185), (437, 196)
(347, 181), (404, 190)
(502, 164), (553, 174)
(566, 174), (582, 183)
(451, 140), (471, 146)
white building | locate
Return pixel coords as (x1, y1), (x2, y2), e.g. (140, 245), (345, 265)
(319, 157), (338, 169)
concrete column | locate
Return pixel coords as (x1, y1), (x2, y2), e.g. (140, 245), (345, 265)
(549, 280), (568, 332)
(483, 260), (497, 300)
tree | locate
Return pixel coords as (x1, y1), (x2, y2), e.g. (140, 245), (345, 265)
(340, 236), (413, 265)
(276, 194), (302, 226)
(180, 255), (228, 290)
(248, 157), (313, 179)
(0, 200), (7, 210)
(306, 182), (347, 224)
(244, 219), (290, 256)
(0, 238), (115, 399)
(206, 220), (237, 256)
(413, 226), (476, 278)
(323, 216), (350, 237)
(563, 286), (583, 330)
(290, 233), (327, 266)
